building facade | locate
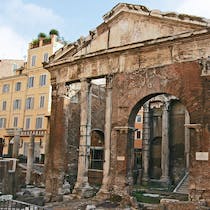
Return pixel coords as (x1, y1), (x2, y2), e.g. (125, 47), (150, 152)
(0, 34), (63, 162)
(44, 3), (210, 207)
(0, 59), (24, 78)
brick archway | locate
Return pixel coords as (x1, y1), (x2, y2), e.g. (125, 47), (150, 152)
(108, 61), (205, 198)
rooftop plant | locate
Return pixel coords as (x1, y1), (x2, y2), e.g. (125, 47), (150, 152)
(49, 29), (59, 36)
(38, 32), (47, 38)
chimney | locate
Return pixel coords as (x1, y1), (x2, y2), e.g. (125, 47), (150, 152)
(39, 37), (44, 47)
(50, 34), (57, 44)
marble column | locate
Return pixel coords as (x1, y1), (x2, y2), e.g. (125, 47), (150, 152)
(185, 110), (190, 171)
(26, 134), (35, 185)
(98, 75), (113, 195)
(142, 102), (150, 182)
(12, 128), (21, 158)
(73, 78), (93, 197)
(161, 101), (170, 182)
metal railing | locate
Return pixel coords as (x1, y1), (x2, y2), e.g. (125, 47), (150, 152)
(173, 171), (189, 193)
(21, 129), (47, 137)
(0, 199), (49, 210)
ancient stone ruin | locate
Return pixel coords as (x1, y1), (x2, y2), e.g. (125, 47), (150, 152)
(44, 3), (210, 209)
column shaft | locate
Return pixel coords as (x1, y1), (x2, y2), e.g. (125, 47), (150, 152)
(26, 134), (35, 185)
(142, 102), (150, 181)
(185, 110), (190, 170)
(99, 76), (112, 194)
(12, 129), (21, 158)
(73, 79), (92, 196)
(161, 101), (170, 182)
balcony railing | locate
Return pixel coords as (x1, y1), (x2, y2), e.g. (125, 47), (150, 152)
(21, 129), (47, 137)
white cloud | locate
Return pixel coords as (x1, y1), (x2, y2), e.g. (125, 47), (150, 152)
(0, 0), (63, 59)
(0, 25), (28, 59)
(5, 0), (63, 27)
(177, 0), (210, 19)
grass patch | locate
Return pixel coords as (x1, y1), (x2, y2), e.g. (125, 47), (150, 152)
(133, 191), (161, 204)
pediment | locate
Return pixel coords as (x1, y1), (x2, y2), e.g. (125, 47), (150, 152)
(49, 3), (210, 63)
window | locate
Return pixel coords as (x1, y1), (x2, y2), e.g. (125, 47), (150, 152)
(13, 99), (21, 110)
(136, 130), (141, 139)
(27, 76), (34, 88)
(36, 117), (43, 129)
(26, 97), (34, 109)
(43, 53), (49, 62)
(39, 96), (45, 108)
(0, 118), (6, 128)
(15, 82), (21, 91)
(13, 63), (18, 71)
(136, 115), (142, 123)
(2, 101), (6, 111)
(13, 117), (18, 127)
(89, 147), (104, 170)
(39, 74), (46, 86)
(31, 55), (36, 66)
(2, 84), (10, 93)
(25, 117), (31, 130)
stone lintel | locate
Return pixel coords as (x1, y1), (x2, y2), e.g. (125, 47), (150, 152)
(114, 126), (135, 133)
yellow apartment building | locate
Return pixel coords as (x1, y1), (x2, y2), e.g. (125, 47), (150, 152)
(0, 59), (24, 78)
(0, 33), (63, 162)
(134, 108), (143, 170)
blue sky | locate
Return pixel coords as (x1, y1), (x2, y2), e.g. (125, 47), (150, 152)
(0, 0), (210, 59)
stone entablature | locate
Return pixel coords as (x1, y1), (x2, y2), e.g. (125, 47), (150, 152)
(46, 29), (210, 84)
(48, 3), (208, 67)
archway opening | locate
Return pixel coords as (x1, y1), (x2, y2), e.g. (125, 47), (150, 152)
(129, 93), (190, 193)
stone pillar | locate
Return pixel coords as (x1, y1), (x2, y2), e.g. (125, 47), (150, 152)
(98, 75), (113, 195)
(142, 102), (150, 182)
(110, 126), (139, 208)
(45, 82), (69, 202)
(26, 134), (35, 185)
(73, 78), (93, 198)
(12, 128), (21, 158)
(111, 127), (132, 192)
(161, 101), (170, 182)
(185, 110), (190, 171)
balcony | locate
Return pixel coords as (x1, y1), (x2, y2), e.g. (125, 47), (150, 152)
(21, 129), (47, 137)
(5, 128), (47, 137)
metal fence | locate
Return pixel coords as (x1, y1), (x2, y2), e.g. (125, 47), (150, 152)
(0, 199), (49, 210)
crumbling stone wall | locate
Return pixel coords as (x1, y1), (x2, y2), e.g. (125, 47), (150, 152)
(65, 84), (105, 191)
(154, 199), (209, 210)
(0, 159), (19, 195)
(45, 83), (105, 201)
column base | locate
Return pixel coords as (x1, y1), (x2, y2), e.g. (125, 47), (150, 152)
(142, 174), (150, 186)
(160, 176), (170, 184)
(96, 187), (110, 200)
(72, 181), (94, 198)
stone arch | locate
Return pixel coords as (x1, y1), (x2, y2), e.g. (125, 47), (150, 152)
(126, 92), (190, 190)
